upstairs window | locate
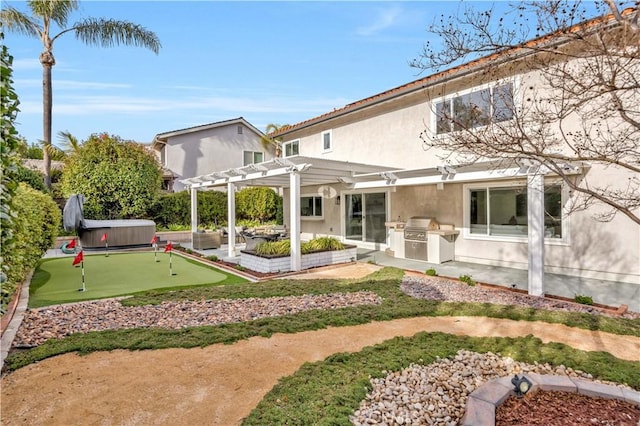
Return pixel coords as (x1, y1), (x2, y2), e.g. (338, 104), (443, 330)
(435, 82), (514, 134)
(243, 150), (263, 166)
(237, 125), (243, 135)
(283, 140), (299, 157)
(301, 195), (323, 218)
(322, 130), (332, 152)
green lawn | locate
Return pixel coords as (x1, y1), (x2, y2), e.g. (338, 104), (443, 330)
(28, 252), (248, 308)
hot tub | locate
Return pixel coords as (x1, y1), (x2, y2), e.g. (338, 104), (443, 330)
(80, 219), (156, 249)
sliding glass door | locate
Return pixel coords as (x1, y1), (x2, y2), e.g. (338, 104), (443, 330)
(344, 192), (387, 243)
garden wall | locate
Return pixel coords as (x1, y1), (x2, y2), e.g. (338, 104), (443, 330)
(240, 246), (357, 274)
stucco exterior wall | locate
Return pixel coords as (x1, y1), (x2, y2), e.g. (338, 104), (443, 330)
(162, 124), (273, 192)
(273, 56), (639, 284)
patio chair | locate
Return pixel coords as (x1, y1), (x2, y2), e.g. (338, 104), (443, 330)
(241, 233), (271, 251)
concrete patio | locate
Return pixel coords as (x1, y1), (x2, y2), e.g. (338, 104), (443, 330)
(181, 242), (638, 312)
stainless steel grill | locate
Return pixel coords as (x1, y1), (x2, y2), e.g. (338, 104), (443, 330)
(403, 217), (440, 242)
(404, 217), (440, 261)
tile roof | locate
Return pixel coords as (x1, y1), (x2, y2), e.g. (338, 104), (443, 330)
(152, 117), (265, 148)
(270, 8), (630, 137)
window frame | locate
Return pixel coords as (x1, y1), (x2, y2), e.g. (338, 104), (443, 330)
(300, 194), (323, 220)
(242, 150), (264, 166)
(321, 129), (333, 153)
(462, 180), (568, 244)
(283, 139), (300, 157)
(432, 80), (516, 136)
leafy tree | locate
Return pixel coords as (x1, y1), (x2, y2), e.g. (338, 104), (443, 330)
(149, 190), (227, 229)
(261, 123), (289, 157)
(1, 0), (161, 189)
(61, 133), (162, 219)
(236, 187), (280, 223)
(411, 1), (640, 225)
(14, 164), (47, 192)
(57, 130), (81, 154)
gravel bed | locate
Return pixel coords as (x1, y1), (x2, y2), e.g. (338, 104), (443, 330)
(8, 274), (639, 424)
(401, 276), (640, 320)
(12, 292), (382, 348)
(350, 350), (636, 426)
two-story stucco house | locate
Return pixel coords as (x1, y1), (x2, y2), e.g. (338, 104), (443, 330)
(152, 117), (273, 192)
(182, 11), (639, 300)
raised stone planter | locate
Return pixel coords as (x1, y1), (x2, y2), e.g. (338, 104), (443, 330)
(239, 245), (358, 274)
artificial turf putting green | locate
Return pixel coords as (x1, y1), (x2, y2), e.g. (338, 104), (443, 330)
(28, 251), (248, 308)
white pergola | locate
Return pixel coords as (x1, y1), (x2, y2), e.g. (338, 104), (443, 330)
(182, 157), (392, 272)
(181, 156), (582, 297)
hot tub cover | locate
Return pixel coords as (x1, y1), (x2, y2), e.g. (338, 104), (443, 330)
(63, 194), (86, 232)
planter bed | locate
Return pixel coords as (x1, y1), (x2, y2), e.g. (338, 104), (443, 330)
(239, 244), (358, 274)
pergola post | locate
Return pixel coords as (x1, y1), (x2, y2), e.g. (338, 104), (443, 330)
(190, 186), (198, 233)
(227, 183), (237, 257)
(527, 172), (545, 296)
(290, 171), (301, 271)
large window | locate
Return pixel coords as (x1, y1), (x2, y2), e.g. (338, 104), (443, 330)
(436, 83), (514, 134)
(468, 184), (563, 239)
(283, 140), (299, 157)
(301, 195), (322, 218)
(243, 150), (263, 166)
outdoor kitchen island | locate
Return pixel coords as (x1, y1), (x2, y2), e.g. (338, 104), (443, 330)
(385, 217), (459, 264)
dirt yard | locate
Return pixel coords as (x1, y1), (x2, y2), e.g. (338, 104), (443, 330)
(2, 263), (639, 425)
(2, 316), (638, 425)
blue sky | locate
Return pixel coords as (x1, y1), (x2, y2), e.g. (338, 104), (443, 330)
(2, 0), (606, 146)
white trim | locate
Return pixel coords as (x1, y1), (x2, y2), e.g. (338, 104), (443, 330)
(321, 129), (333, 153)
(300, 193), (324, 220)
(283, 139), (300, 158)
(429, 77), (520, 139)
(461, 179), (568, 244)
(242, 150), (264, 166)
(340, 188), (391, 249)
(352, 166), (526, 190)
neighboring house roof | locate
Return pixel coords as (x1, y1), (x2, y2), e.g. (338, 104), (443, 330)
(151, 117), (266, 150)
(271, 9), (629, 138)
(22, 159), (64, 172)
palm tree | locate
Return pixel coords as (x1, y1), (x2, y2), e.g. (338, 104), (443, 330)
(261, 123), (289, 158)
(1, 0), (161, 189)
(57, 130), (81, 154)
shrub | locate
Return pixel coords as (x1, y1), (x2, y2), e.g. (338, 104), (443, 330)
(61, 133), (162, 219)
(425, 268), (438, 276)
(302, 236), (345, 253)
(235, 187), (280, 223)
(206, 255), (218, 262)
(2, 183), (61, 310)
(255, 239), (291, 256)
(574, 294), (594, 305)
(14, 164), (47, 192)
(254, 237), (345, 256)
(459, 274), (476, 286)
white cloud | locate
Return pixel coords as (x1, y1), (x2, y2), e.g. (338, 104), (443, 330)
(19, 93), (349, 116)
(15, 78), (132, 90)
(356, 6), (404, 36)
(11, 58), (41, 70)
